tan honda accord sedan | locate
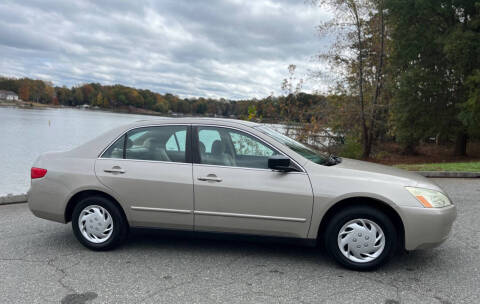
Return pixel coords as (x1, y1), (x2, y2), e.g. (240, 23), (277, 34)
(28, 118), (456, 270)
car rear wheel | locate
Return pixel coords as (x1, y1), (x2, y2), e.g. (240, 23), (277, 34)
(72, 195), (128, 250)
(324, 205), (397, 270)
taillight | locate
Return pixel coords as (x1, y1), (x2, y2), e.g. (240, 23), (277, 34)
(31, 167), (47, 179)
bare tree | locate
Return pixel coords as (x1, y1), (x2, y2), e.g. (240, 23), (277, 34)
(312, 0), (388, 158)
(281, 64), (304, 136)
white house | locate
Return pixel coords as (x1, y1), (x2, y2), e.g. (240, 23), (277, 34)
(0, 90), (19, 101)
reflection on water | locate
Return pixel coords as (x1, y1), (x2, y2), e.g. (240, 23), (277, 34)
(0, 107), (162, 195)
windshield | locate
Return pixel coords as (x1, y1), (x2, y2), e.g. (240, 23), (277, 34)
(255, 126), (328, 165)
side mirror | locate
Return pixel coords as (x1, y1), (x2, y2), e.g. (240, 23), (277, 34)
(268, 155), (294, 172)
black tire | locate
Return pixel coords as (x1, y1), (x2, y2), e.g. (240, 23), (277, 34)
(324, 205), (397, 271)
(71, 195), (128, 250)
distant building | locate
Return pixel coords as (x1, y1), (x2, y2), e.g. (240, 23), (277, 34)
(0, 90), (19, 101)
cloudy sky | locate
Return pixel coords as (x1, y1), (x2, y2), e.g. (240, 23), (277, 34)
(0, 0), (331, 99)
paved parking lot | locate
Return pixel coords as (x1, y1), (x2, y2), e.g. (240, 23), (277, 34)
(0, 179), (479, 304)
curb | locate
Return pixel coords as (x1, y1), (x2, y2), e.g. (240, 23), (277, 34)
(0, 194), (28, 205)
(416, 171), (480, 178)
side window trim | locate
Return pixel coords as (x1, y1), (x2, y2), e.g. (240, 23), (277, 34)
(185, 125), (193, 163)
(122, 133), (127, 159)
(192, 125), (201, 164)
(173, 133), (180, 151)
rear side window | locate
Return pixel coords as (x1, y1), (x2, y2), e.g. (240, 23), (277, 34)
(102, 135), (125, 159)
(165, 130), (187, 152)
(101, 126), (189, 163)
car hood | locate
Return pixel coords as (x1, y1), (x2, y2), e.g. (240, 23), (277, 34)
(318, 158), (442, 191)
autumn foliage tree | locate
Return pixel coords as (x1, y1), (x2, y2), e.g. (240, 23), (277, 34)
(19, 85), (30, 101)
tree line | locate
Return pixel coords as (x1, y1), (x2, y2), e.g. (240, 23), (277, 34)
(0, 76), (328, 123)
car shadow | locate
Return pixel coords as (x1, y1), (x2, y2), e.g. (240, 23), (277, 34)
(42, 226), (453, 273)
(125, 228), (327, 261)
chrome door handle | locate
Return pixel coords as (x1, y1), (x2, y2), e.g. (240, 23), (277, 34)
(104, 168), (125, 174)
(198, 176), (222, 182)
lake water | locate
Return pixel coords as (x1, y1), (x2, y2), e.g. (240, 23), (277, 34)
(0, 107), (162, 195)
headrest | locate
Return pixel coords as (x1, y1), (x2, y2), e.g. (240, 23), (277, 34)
(211, 140), (224, 155)
(199, 142), (206, 153)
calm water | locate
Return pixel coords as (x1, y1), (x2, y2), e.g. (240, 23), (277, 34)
(0, 107), (162, 195)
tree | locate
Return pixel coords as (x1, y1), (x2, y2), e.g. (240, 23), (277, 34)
(94, 92), (104, 107)
(19, 85), (30, 101)
(73, 88), (84, 106)
(312, 0), (389, 158)
(281, 64), (304, 135)
(459, 70), (480, 140)
(0, 77), (18, 92)
(44, 83), (55, 104)
(387, 0), (480, 155)
(81, 84), (95, 104)
(153, 95), (168, 113)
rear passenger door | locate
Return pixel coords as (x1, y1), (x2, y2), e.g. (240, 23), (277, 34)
(95, 125), (194, 230)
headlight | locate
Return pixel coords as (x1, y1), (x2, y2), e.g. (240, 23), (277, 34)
(405, 187), (452, 208)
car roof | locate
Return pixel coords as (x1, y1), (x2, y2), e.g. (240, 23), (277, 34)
(131, 117), (261, 128)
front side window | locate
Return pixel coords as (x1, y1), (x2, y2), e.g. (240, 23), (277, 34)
(102, 125), (188, 163)
(198, 129), (221, 153)
(230, 132), (275, 157)
(197, 126), (278, 169)
(255, 126), (328, 165)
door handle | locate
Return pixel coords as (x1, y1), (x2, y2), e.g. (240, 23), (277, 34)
(104, 167), (125, 174)
(198, 176), (222, 182)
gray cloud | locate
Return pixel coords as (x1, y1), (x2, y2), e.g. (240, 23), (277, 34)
(0, 0), (331, 99)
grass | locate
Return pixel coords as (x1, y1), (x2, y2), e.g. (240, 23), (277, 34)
(394, 161), (480, 172)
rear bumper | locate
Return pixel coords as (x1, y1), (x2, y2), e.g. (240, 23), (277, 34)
(28, 178), (69, 223)
(402, 205), (456, 250)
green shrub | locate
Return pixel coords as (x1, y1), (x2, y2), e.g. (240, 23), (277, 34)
(338, 138), (362, 159)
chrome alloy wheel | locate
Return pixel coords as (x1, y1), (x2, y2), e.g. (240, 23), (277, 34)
(78, 205), (113, 243)
(337, 219), (385, 263)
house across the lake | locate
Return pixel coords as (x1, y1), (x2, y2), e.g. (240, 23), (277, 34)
(0, 90), (19, 101)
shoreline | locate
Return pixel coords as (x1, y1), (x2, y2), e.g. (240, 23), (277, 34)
(0, 100), (236, 119)
(0, 101), (165, 116)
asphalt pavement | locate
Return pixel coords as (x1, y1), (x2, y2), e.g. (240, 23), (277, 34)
(0, 178), (479, 304)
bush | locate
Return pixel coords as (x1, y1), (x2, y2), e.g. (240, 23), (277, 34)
(338, 138), (363, 159)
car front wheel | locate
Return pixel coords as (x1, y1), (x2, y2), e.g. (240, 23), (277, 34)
(72, 195), (128, 250)
(324, 205), (397, 270)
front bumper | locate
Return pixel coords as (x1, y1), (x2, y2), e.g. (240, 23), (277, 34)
(401, 205), (457, 250)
